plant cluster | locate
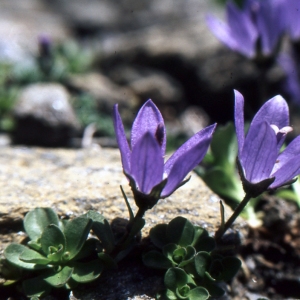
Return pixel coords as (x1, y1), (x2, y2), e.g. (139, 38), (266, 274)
(2, 2), (300, 298)
(143, 217), (240, 299)
(1, 93), (300, 299)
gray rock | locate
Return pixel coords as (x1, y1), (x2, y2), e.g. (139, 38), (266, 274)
(0, 0), (69, 64)
(108, 65), (184, 105)
(13, 83), (79, 146)
(67, 72), (138, 115)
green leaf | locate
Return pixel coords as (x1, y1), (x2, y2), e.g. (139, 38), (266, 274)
(203, 272), (225, 297)
(219, 256), (241, 281)
(120, 185), (134, 221)
(201, 167), (244, 204)
(143, 251), (173, 269)
(176, 284), (190, 298)
(98, 252), (117, 269)
(22, 276), (51, 297)
(192, 227), (215, 253)
(187, 287), (209, 300)
(84, 210), (115, 253)
(127, 217), (145, 241)
(71, 260), (103, 283)
(178, 246), (196, 268)
(210, 122), (237, 168)
(150, 223), (168, 248)
(64, 216), (93, 260)
(40, 224), (66, 262)
(166, 217), (195, 247)
(73, 238), (100, 261)
(173, 247), (187, 263)
(194, 252), (211, 279)
(19, 248), (50, 265)
(157, 289), (177, 300)
(4, 244), (49, 270)
(43, 266), (73, 287)
(27, 240), (42, 252)
(164, 267), (188, 291)
(209, 259), (223, 280)
(163, 243), (178, 264)
(24, 208), (60, 241)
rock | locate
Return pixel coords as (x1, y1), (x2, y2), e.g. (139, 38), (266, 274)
(179, 105), (210, 136)
(67, 72), (138, 115)
(12, 83), (79, 147)
(108, 65), (184, 105)
(0, 146), (246, 299)
(0, 0), (69, 64)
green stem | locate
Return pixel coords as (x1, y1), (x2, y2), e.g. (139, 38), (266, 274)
(111, 208), (146, 260)
(215, 193), (252, 242)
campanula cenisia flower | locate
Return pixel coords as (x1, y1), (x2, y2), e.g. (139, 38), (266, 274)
(207, 0), (285, 59)
(278, 52), (300, 105)
(283, 0), (300, 42)
(113, 100), (216, 210)
(234, 90), (300, 196)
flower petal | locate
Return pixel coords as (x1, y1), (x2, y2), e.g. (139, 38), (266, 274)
(162, 124), (216, 197)
(227, 1), (258, 57)
(113, 104), (131, 174)
(272, 135), (300, 174)
(285, 0), (300, 40)
(251, 95), (289, 130)
(131, 132), (164, 194)
(206, 8), (257, 58)
(131, 99), (166, 155)
(270, 153), (300, 189)
(234, 90), (245, 156)
(241, 121), (277, 183)
(255, 0), (284, 55)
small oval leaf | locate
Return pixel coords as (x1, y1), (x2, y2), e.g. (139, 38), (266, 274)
(24, 208), (60, 241)
(19, 248), (50, 265)
(166, 217), (195, 247)
(71, 260), (103, 283)
(164, 267), (188, 290)
(187, 287), (209, 300)
(4, 244), (49, 270)
(40, 224), (66, 261)
(22, 276), (51, 297)
(43, 266), (73, 287)
(143, 251), (173, 269)
(194, 252), (211, 279)
(149, 224), (168, 248)
(84, 211), (115, 253)
(64, 217), (93, 260)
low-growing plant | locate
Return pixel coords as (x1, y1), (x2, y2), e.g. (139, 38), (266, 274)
(143, 217), (241, 299)
(1, 208), (115, 298)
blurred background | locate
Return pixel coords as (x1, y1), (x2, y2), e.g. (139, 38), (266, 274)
(0, 0), (292, 148)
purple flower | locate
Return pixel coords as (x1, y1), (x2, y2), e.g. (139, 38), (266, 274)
(283, 0), (300, 41)
(234, 90), (300, 196)
(278, 52), (300, 105)
(113, 99), (216, 209)
(206, 0), (285, 59)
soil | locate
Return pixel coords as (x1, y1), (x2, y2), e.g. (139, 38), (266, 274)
(231, 196), (300, 300)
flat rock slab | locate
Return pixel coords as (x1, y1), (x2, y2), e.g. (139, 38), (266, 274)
(0, 146), (245, 300)
(0, 147), (224, 233)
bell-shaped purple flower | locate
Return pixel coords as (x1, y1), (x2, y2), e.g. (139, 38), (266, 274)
(206, 0), (285, 59)
(113, 99), (216, 210)
(234, 90), (300, 196)
(283, 0), (300, 41)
